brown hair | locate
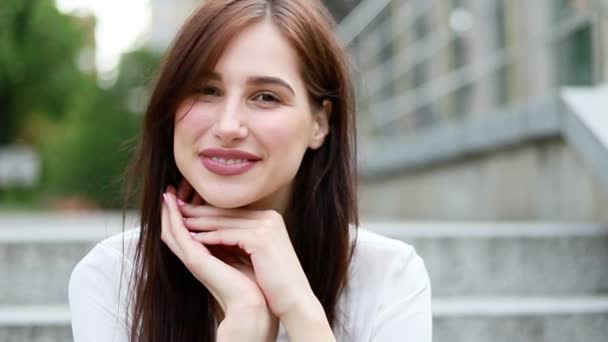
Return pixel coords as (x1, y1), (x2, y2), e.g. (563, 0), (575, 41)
(123, 1), (358, 340)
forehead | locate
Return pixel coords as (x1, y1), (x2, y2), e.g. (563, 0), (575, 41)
(212, 22), (304, 88)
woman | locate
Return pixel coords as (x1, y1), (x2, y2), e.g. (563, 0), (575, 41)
(68, 0), (432, 341)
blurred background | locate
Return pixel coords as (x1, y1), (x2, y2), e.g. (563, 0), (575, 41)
(1, 0), (607, 341)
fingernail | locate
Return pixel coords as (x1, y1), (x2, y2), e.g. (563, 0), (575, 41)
(162, 193), (168, 204)
(190, 232), (197, 237)
(177, 199), (186, 207)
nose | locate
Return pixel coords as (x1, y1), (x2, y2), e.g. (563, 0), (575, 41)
(212, 99), (248, 143)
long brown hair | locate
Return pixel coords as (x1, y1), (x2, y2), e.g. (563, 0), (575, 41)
(123, 1), (358, 341)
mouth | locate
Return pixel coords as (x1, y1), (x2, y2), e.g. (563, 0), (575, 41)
(199, 147), (262, 177)
(200, 156), (259, 176)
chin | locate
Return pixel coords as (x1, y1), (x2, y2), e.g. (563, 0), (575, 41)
(200, 192), (255, 209)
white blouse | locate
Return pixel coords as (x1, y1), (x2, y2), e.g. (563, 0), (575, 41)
(68, 227), (432, 341)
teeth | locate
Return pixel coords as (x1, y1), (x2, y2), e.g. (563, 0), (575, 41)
(210, 157), (248, 165)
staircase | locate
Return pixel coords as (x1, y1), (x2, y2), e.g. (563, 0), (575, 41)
(372, 222), (608, 341)
(1, 213), (607, 341)
(0, 212), (123, 341)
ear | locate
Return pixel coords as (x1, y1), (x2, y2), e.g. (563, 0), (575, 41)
(308, 99), (332, 150)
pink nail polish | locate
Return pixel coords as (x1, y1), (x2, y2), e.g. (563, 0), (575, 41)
(177, 199), (186, 207)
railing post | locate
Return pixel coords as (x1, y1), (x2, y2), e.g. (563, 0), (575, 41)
(594, 0), (608, 82)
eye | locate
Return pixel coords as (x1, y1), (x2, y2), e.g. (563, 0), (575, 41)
(196, 86), (221, 97)
(253, 91), (280, 104)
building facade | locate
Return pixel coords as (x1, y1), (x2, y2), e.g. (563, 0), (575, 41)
(148, 0), (206, 50)
(347, 0), (595, 137)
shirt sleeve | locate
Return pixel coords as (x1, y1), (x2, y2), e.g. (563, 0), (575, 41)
(68, 242), (131, 342)
(369, 246), (432, 342)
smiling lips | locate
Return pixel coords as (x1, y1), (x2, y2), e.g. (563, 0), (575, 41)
(200, 148), (261, 176)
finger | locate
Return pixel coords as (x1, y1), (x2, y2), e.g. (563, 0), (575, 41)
(179, 203), (261, 219)
(166, 184), (177, 196)
(165, 192), (249, 312)
(160, 199), (184, 260)
(166, 192), (238, 266)
(166, 194), (262, 310)
(164, 192), (227, 294)
(164, 192), (202, 258)
(183, 216), (255, 232)
(193, 229), (257, 255)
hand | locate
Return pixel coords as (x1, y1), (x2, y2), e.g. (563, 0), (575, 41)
(217, 307), (278, 342)
(160, 180), (278, 340)
(180, 199), (320, 320)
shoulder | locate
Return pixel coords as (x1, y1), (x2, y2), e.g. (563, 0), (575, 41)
(352, 227), (414, 254)
(351, 228), (432, 340)
(346, 226), (431, 307)
(335, 226), (431, 339)
(68, 228), (140, 305)
(350, 227), (428, 280)
(68, 229), (140, 340)
(70, 228), (139, 277)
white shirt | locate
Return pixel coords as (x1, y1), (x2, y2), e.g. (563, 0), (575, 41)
(68, 227), (432, 341)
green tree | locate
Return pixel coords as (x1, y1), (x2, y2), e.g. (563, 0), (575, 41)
(0, 0), (87, 144)
(40, 49), (161, 208)
(0, 0), (162, 209)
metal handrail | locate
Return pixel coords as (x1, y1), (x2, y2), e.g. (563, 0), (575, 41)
(336, 0), (393, 47)
(595, 0), (608, 81)
(369, 11), (591, 131)
(353, 0), (434, 68)
(362, 1), (503, 98)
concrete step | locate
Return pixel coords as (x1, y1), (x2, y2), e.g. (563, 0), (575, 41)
(0, 305), (71, 342)
(0, 212), (129, 305)
(367, 222), (608, 296)
(1, 214), (607, 304)
(2, 297), (607, 342)
(433, 296), (608, 342)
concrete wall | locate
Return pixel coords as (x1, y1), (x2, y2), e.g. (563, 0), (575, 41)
(359, 136), (608, 221)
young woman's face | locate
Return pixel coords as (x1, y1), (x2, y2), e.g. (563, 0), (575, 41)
(173, 21), (330, 214)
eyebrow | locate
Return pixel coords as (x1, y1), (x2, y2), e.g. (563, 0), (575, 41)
(204, 72), (296, 96)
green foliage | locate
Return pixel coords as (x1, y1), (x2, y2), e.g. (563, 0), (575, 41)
(40, 49), (162, 209)
(0, 0), (162, 209)
(0, 0), (87, 144)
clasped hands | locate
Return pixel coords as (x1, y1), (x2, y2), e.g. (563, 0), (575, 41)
(160, 180), (319, 340)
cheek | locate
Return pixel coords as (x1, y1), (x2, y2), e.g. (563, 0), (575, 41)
(174, 102), (215, 171)
(257, 115), (309, 149)
(174, 102), (215, 143)
(255, 115), (311, 173)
